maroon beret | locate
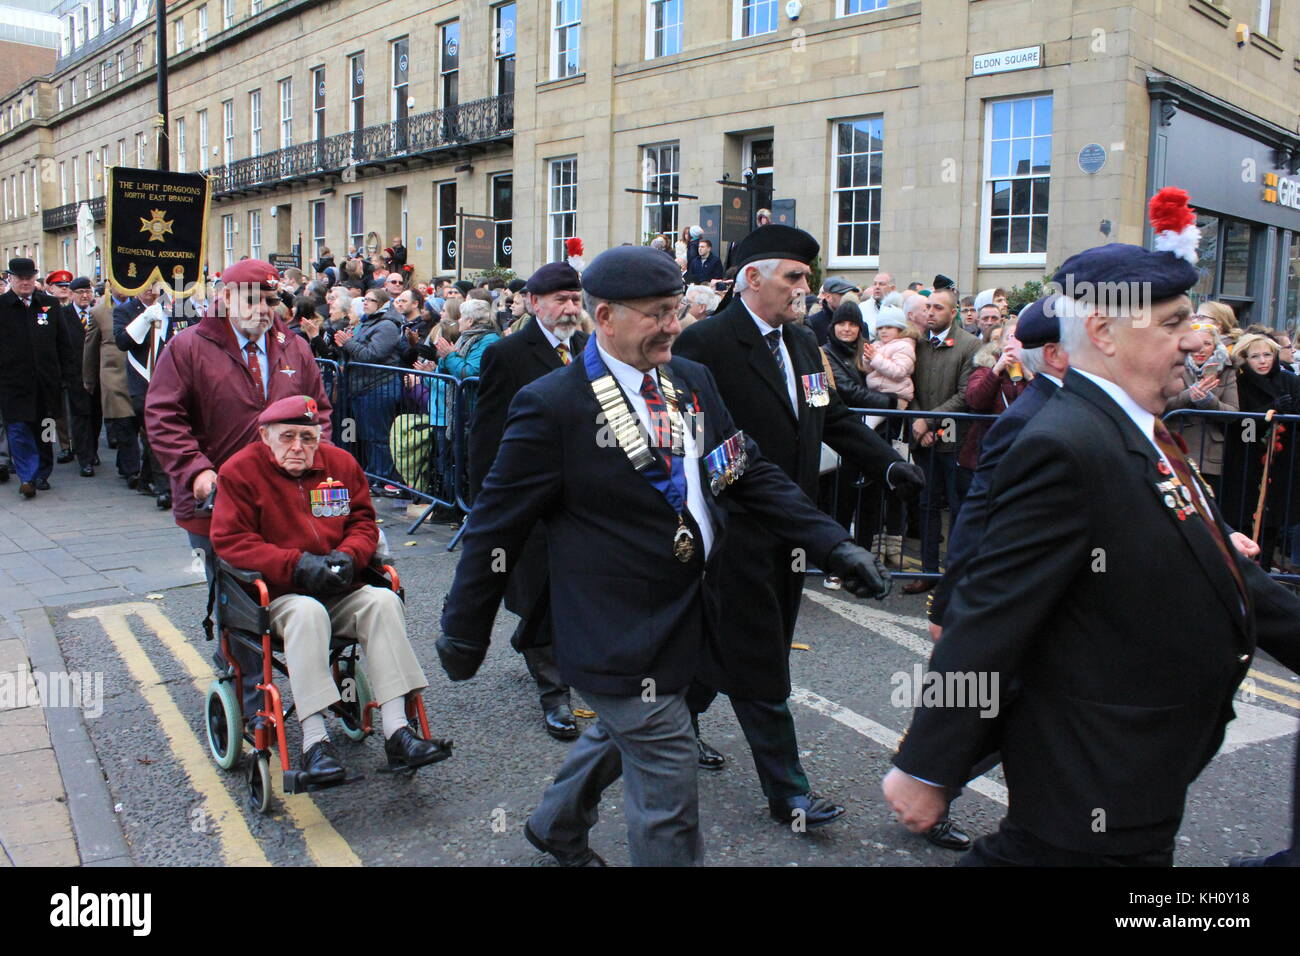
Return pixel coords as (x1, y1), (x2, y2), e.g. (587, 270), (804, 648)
(258, 395), (322, 427)
(221, 258), (281, 291)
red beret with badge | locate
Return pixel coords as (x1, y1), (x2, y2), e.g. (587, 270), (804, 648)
(220, 258), (281, 291)
(258, 394), (321, 427)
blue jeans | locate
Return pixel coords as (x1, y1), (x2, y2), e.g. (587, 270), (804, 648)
(914, 446), (971, 573)
(6, 422), (53, 484)
(353, 387), (398, 483)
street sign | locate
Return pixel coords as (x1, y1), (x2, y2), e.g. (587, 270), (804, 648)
(699, 205), (721, 247)
(106, 165), (211, 297)
(269, 253), (301, 271)
(720, 186), (752, 245)
(461, 217), (496, 270)
(771, 198), (796, 228)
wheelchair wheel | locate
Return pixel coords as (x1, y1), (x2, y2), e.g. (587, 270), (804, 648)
(205, 679), (243, 771)
(339, 662), (374, 742)
(246, 752), (272, 814)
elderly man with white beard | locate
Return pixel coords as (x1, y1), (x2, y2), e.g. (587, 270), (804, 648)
(146, 259), (334, 719)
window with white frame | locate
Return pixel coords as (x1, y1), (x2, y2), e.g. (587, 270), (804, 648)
(117, 51), (125, 83)
(494, 3), (516, 96)
(87, 150), (96, 196)
(440, 23), (459, 108)
(135, 131), (146, 167)
(1258, 0), (1275, 36)
(85, 69), (94, 98)
(312, 67), (326, 140)
(176, 117), (187, 171)
(279, 78), (293, 148)
(222, 99), (234, 164)
(251, 0), (262, 13)
(59, 162), (67, 205)
(223, 0), (234, 29)
(552, 0), (581, 79)
(349, 53), (365, 132)
(249, 209), (262, 259)
(647, 0), (683, 58)
(437, 181), (457, 271)
(734, 0), (777, 38)
(982, 94), (1052, 263)
(197, 110), (209, 170)
(642, 143), (679, 236)
(547, 157), (577, 262)
(117, 139), (125, 166)
(57, 86), (65, 111)
(197, 6), (207, 43)
(89, 0), (98, 38)
(76, 7), (87, 46)
(3, 178), (9, 221)
(134, 40), (143, 73)
(310, 199), (326, 256)
(31, 165), (38, 211)
(830, 117), (883, 266)
(222, 214), (235, 266)
(19, 170), (26, 216)
(175, 17), (185, 53)
(72, 155), (81, 202)
(101, 59), (110, 90)
(62, 16), (72, 55)
(347, 194), (364, 252)
(99, 146), (108, 195)
(249, 89), (262, 155)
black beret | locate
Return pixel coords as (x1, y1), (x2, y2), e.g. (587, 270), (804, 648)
(582, 246), (683, 300)
(7, 257), (37, 278)
(932, 274), (956, 291)
(70, 276), (93, 291)
(507, 278), (527, 293)
(525, 262), (583, 296)
(732, 225), (819, 269)
(1015, 294), (1063, 349)
(453, 280), (475, 295)
(1052, 243), (1198, 308)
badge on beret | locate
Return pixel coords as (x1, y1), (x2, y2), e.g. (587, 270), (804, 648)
(802, 373), (830, 408)
(310, 477), (350, 517)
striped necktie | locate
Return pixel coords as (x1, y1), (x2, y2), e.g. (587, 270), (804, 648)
(639, 373), (673, 474)
(556, 343), (571, 366)
(766, 330), (787, 379)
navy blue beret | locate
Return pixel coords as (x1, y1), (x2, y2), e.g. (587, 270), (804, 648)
(70, 276), (93, 291)
(581, 246), (683, 300)
(1015, 294), (1062, 349)
(1052, 243), (1198, 307)
(732, 225), (819, 268)
(525, 262), (583, 296)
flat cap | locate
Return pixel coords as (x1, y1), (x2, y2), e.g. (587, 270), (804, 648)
(732, 224), (819, 269)
(46, 270), (73, 286)
(823, 276), (858, 295)
(581, 246), (683, 300)
(525, 262), (583, 296)
(70, 276), (93, 291)
(6, 258), (36, 277)
(1014, 294), (1063, 349)
(220, 258), (281, 291)
(258, 395), (322, 428)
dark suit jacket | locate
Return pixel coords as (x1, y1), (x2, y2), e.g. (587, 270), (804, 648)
(441, 351), (849, 698)
(57, 302), (95, 416)
(672, 297), (902, 697)
(896, 369), (1300, 857)
(0, 289), (76, 423)
(465, 318), (588, 643)
(929, 373), (1058, 626)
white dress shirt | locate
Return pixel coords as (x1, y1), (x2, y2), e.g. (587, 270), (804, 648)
(740, 298), (797, 413)
(595, 341), (715, 559)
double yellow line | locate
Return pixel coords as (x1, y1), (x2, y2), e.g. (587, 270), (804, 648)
(1246, 668), (1300, 711)
(69, 602), (361, 867)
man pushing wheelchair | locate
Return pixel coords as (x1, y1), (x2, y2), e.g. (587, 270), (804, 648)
(211, 394), (452, 786)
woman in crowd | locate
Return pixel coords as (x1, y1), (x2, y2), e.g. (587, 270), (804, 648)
(1220, 332), (1300, 569)
(959, 321), (1029, 471)
(1196, 300), (1239, 339)
(1164, 322), (1237, 488)
(504, 288), (531, 335)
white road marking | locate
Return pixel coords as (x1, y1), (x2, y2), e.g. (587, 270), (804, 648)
(802, 589), (934, 657)
(1222, 699), (1299, 754)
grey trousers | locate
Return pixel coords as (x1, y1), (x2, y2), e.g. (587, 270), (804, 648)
(528, 689), (702, 866)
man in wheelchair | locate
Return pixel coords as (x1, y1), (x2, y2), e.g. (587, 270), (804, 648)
(211, 394), (452, 784)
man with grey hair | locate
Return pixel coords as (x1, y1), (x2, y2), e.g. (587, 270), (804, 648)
(675, 225), (921, 831)
(681, 284), (720, 327)
(885, 197), (1300, 866)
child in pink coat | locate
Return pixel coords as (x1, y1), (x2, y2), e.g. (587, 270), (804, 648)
(863, 306), (916, 409)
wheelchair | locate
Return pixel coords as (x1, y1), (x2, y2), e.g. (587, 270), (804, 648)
(202, 550), (437, 814)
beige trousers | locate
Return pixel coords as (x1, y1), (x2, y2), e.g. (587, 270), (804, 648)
(267, 585), (427, 721)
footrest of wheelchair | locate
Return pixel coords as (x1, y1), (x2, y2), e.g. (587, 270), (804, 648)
(283, 770), (366, 794)
(375, 760), (422, 777)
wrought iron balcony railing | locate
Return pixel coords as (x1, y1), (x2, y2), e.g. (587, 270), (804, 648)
(206, 93), (514, 197)
(42, 194), (106, 232)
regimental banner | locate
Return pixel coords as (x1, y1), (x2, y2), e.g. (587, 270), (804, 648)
(460, 217), (496, 271)
(720, 186), (752, 245)
(106, 166), (211, 297)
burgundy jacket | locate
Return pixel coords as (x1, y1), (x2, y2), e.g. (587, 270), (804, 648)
(145, 310), (333, 536)
(959, 366), (1029, 470)
(210, 441), (376, 600)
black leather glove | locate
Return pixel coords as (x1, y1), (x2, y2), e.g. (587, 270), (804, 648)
(436, 634), (487, 681)
(887, 461), (926, 501)
(825, 540), (891, 600)
(292, 552), (349, 595)
(325, 550), (355, 589)
(1277, 393), (1294, 414)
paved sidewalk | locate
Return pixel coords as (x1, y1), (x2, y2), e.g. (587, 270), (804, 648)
(0, 458), (197, 866)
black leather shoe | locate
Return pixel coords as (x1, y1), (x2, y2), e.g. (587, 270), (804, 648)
(299, 740), (346, 784)
(544, 705), (580, 741)
(92, 455), (101, 466)
(18, 481), (35, 499)
(697, 736), (726, 770)
(125, 473), (140, 489)
(34, 478), (50, 491)
(926, 819), (972, 851)
(56, 451), (74, 464)
(156, 491), (172, 509)
(0, 464), (9, 483)
(769, 792), (846, 829)
(80, 466), (94, 477)
(523, 821), (606, 866)
(384, 726), (453, 769)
